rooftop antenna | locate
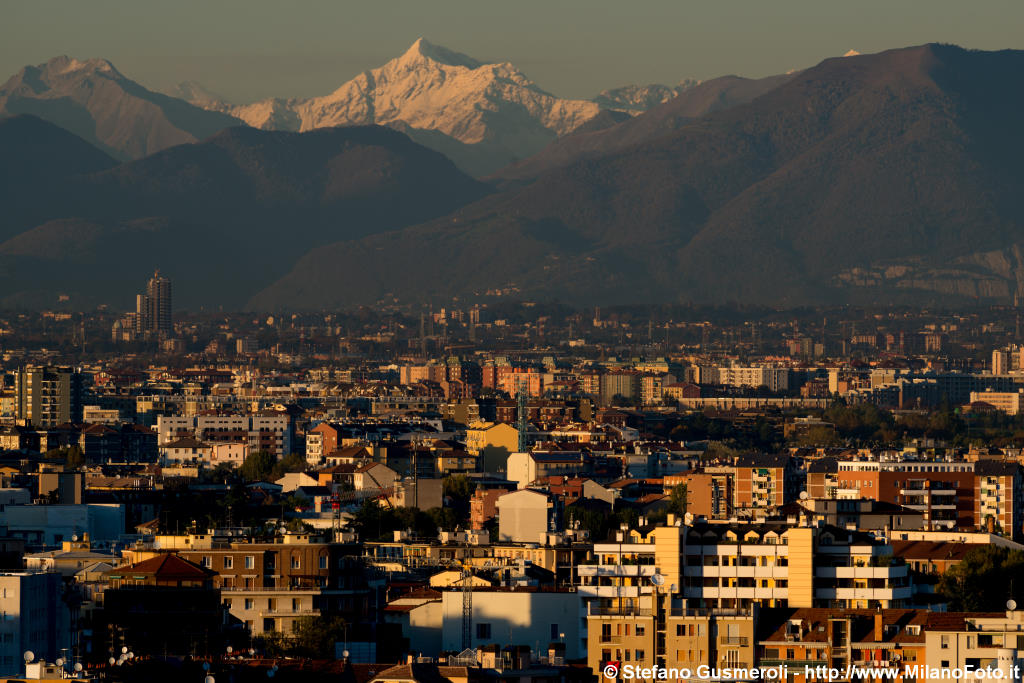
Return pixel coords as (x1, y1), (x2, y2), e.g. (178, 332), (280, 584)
(516, 378), (528, 452)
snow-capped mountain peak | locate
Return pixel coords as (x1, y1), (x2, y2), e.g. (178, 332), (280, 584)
(399, 37), (482, 69)
(187, 39), (601, 175)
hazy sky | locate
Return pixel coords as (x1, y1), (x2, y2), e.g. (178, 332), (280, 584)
(3, 0), (1023, 103)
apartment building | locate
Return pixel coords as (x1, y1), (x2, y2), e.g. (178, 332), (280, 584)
(465, 422), (519, 474)
(495, 489), (562, 543)
(13, 366), (84, 428)
(732, 454), (800, 513)
(969, 390), (1024, 415)
(305, 422), (342, 465)
(809, 458), (1024, 539)
(831, 459), (974, 530)
(757, 608), (928, 681)
(440, 588), (583, 659)
(0, 572), (72, 676)
(923, 609), (1024, 678)
(664, 472), (733, 520)
(177, 532), (377, 635)
(157, 412), (294, 457)
(506, 452), (589, 489)
(974, 461), (1024, 539)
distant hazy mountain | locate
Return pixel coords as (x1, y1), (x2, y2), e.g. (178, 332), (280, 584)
(0, 56), (242, 160)
(0, 115), (117, 243)
(591, 79), (700, 114)
(0, 122), (488, 308)
(251, 44), (1024, 309)
(496, 72), (795, 183)
(181, 38), (602, 176)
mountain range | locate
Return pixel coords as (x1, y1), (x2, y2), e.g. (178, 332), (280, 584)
(0, 56), (242, 160)
(0, 115), (487, 308)
(249, 44), (1024, 309)
(4, 43), (1024, 310)
(175, 38), (606, 176)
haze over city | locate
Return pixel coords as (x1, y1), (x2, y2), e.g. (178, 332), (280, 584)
(3, 0), (1023, 101)
(3, 1), (1024, 682)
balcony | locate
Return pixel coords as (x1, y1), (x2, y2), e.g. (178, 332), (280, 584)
(720, 636), (749, 646)
(577, 564), (656, 578)
(578, 585), (648, 598)
(814, 586), (913, 601)
(588, 606), (654, 617)
(815, 565), (908, 580)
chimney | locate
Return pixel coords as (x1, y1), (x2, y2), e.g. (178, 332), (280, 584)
(873, 611), (883, 642)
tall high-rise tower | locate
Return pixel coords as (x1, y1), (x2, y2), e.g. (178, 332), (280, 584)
(145, 270), (172, 336)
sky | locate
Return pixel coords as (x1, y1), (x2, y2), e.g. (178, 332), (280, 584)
(3, 0), (1023, 103)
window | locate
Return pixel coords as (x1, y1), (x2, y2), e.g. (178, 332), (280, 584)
(636, 625), (645, 636)
(476, 623), (491, 639)
(201, 556), (212, 568)
(244, 599), (254, 610)
(551, 624), (560, 640)
(319, 556), (328, 569)
(291, 556), (300, 569)
(941, 635), (950, 649)
(223, 557), (233, 569)
(245, 556), (255, 569)
(635, 650), (645, 662)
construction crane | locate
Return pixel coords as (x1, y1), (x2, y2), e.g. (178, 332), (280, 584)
(516, 378), (528, 453)
(461, 562), (473, 651)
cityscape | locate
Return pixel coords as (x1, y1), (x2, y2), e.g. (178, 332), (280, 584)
(3, 2), (1024, 682)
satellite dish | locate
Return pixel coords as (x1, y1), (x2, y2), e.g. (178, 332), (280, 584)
(108, 658), (116, 665)
(121, 646), (128, 654)
(128, 652), (134, 659)
(56, 658), (64, 666)
(684, 513), (694, 525)
(226, 646), (233, 654)
(651, 573), (665, 586)
(799, 491), (809, 500)
(23, 651), (34, 663)
(203, 662), (211, 671)
(74, 663), (83, 672)
(205, 676), (216, 683)
(343, 650), (350, 659)
(1009, 599), (1018, 611)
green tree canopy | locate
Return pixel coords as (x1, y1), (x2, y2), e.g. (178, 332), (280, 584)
(239, 450), (276, 482)
(938, 545), (1024, 611)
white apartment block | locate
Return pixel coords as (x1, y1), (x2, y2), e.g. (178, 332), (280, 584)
(0, 572), (72, 676)
(157, 414), (293, 456)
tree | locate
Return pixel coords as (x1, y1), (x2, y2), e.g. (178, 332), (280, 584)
(793, 426), (841, 447)
(239, 450), (276, 482)
(938, 545), (1024, 611)
(271, 453), (307, 480)
(667, 484), (688, 516)
(443, 475), (474, 502)
(426, 506), (459, 532)
(64, 445), (84, 470)
(262, 615), (348, 658)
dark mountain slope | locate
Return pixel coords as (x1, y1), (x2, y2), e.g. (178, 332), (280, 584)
(0, 114), (117, 242)
(0, 125), (490, 308)
(252, 44), (1024, 309)
(493, 72), (795, 184)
